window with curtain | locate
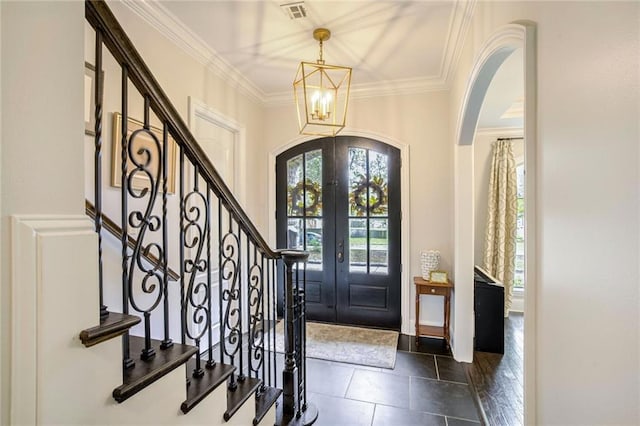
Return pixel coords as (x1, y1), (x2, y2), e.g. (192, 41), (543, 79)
(513, 163), (525, 288)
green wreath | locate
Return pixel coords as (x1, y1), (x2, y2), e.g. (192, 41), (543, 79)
(350, 175), (388, 216)
(288, 179), (322, 216)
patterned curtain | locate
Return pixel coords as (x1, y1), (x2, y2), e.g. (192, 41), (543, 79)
(483, 140), (517, 317)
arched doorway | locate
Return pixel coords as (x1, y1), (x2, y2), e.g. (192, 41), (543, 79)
(453, 22), (537, 423)
(276, 136), (402, 329)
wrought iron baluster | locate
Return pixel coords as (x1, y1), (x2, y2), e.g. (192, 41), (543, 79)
(93, 28), (108, 321)
(182, 165), (210, 378)
(248, 244), (264, 390)
(180, 150), (186, 346)
(266, 257), (271, 387)
(272, 258), (277, 388)
(280, 251), (316, 424)
(120, 64), (133, 369)
(282, 253), (299, 416)
(301, 260), (308, 410)
(218, 199), (224, 366)
(238, 230), (244, 382)
(221, 210), (241, 390)
(260, 253), (266, 390)
(206, 184), (214, 368)
(295, 261), (302, 418)
(161, 123), (172, 349)
(127, 95), (164, 361)
(246, 237), (252, 380)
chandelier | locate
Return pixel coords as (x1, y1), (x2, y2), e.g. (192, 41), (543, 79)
(293, 28), (352, 136)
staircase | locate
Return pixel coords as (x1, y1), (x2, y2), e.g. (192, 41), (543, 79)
(78, 1), (317, 424)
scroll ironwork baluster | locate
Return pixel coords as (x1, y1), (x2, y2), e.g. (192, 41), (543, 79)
(182, 165), (210, 378)
(221, 210), (241, 390)
(127, 95), (164, 361)
(248, 244), (264, 390)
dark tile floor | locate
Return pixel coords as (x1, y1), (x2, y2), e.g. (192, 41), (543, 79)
(297, 335), (482, 426)
(465, 313), (523, 426)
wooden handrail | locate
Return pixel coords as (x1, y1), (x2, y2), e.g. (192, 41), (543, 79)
(86, 200), (180, 281)
(86, 0), (279, 259)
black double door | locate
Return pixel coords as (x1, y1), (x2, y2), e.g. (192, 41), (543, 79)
(276, 136), (401, 329)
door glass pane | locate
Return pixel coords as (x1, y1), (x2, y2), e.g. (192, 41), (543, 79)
(370, 219), (388, 274)
(287, 155), (303, 216)
(369, 150), (388, 217)
(306, 218), (322, 271)
(304, 150), (323, 217)
(348, 148), (367, 217)
(349, 218), (367, 273)
(287, 218), (303, 249)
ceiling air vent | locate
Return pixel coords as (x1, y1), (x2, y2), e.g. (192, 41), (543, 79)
(281, 1), (307, 19)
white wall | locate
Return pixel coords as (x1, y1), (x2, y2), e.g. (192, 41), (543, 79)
(102, 1), (265, 229)
(1, 2), (86, 423)
(451, 2), (639, 424)
(0, 2), (4, 423)
(263, 92), (454, 335)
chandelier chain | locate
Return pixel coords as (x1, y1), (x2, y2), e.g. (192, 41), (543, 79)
(318, 39), (325, 65)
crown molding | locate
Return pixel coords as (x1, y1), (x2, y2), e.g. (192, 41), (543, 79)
(475, 126), (523, 136)
(120, 0), (267, 104)
(440, 0), (477, 85)
(264, 76), (449, 106)
(120, 0), (475, 107)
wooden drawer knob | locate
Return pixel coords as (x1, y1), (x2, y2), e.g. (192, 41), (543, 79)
(431, 288), (436, 293)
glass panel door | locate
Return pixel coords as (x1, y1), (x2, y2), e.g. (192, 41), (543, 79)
(336, 137), (400, 328)
(276, 136), (400, 328)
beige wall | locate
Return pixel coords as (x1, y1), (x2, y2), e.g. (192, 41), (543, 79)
(451, 1), (639, 423)
(103, 1), (265, 226)
(1, 2), (86, 423)
(263, 91), (453, 332)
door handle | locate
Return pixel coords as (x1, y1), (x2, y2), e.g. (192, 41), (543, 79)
(337, 240), (344, 263)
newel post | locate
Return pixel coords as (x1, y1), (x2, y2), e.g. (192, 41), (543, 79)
(279, 250), (318, 426)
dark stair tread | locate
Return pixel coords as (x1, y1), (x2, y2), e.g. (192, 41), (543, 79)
(113, 336), (197, 403)
(223, 376), (262, 421)
(181, 360), (236, 414)
(254, 385), (282, 425)
(79, 311), (141, 347)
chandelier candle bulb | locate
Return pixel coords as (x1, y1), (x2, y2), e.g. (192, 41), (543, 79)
(420, 250), (441, 280)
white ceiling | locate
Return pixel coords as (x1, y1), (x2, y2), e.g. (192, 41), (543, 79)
(477, 48), (524, 130)
(124, 0), (475, 103)
(122, 0), (522, 127)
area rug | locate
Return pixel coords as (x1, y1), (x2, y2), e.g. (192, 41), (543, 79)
(274, 321), (398, 369)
